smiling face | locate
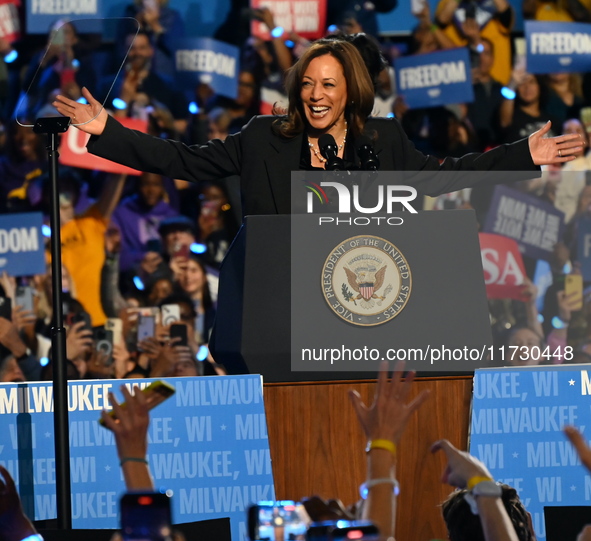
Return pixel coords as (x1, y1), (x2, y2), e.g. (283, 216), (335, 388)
(300, 54), (348, 136)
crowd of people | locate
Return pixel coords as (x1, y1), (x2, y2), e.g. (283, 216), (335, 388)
(0, 0), (590, 383)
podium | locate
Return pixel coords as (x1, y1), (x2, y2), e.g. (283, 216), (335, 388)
(209, 211), (492, 380)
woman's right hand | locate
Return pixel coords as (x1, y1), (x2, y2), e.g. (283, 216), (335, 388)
(53, 87), (109, 136)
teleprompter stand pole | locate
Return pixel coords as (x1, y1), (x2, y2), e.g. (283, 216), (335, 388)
(33, 116), (72, 529)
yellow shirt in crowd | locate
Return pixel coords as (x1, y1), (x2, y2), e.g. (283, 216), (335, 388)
(60, 205), (108, 327)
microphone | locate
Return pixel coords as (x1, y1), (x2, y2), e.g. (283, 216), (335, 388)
(319, 134), (345, 171)
(356, 135), (380, 171)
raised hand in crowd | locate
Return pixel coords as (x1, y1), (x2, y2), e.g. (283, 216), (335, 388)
(147, 336), (191, 377)
(0, 317), (28, 360)
(86, 348), (114, 379)
(66, 320), (93, 361)
(0, 271), (15, 301)
(12, 304), (38, 356)
(101, 385), (153, 490)
(138, 0), (163, 35)
(349, 360), (430, 450)
(432, 439), (494, 488)
(564, 425), (591, 472)
(0, 465), (38, 541)
(461, 17), (481, 48)
(432, 439), (520, 541)
(11, 305), (37, 335)
(349, 360), (430, 538)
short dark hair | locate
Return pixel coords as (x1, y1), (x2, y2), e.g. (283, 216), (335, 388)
(442, 484), (534, 541)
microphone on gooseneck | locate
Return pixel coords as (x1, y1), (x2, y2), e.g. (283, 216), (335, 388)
(319, 134), (345, 171)
(356, 135), (380, 171)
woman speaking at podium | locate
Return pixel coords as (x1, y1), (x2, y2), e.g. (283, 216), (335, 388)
(54, 39), (584, 216)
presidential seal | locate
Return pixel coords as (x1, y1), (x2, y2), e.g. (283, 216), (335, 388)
(321, 235), (412, 326)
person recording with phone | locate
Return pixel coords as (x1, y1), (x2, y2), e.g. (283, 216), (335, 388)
(54, 39), (584, 219)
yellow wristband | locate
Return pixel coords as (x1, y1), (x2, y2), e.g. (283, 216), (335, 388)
(466, 475), (493, 490)
(365, 439), (396, 456)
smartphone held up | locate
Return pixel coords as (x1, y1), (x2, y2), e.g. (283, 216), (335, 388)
(120, 491), (172, 541)
(99, 380), (176, 427)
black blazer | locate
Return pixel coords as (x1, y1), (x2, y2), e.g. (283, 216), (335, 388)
(88, 115), (537, 216)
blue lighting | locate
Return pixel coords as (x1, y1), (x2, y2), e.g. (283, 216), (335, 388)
(112, 98), (127, 110)
(476, 43), (484, 53)
(190, 242), (207, 254)
(387, 112), (394, 118)
(42, 225), (52, 237)
(77, 97), (88, 105)
(501, 87), (516, 100)
(4, 50), (17, 63)
(552, 316), (566, 329)
(537, 314), (544, 323)
(189, 101), (199, 114)
(133, 276), (145, 291)
(285, 40), (294, 48)
(197, 345), (208, 361)
(71, 58), (80, 69)
(328, 24), (338, 33)
(40, 357), (49, 367)
(271, 26), (284, 38)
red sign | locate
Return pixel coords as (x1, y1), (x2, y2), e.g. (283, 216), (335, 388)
(59, 117), (148, 175)
(479, 233), (528, 301)
(250, 0), (327, 41)
(0, 0), (21, 44)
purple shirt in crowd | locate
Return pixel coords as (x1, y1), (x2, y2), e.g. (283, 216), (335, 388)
(111, 195), (179, 272)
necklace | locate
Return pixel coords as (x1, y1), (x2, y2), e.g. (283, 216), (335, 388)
(308, 123), (347, 163)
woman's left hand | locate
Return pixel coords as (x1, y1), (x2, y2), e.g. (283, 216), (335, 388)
(529, 121), (585, 165)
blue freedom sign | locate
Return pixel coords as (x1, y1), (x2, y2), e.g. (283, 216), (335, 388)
(526, 21), (591, 74)
(0, 376), (274, 541)
(0, 212), (45, 277)
(483, 185), (565, 262)
(26, 2), (103, 34)
(173, 38), (239, 100)
(470, 365), (591, 540)
(394, 48), (473, 109)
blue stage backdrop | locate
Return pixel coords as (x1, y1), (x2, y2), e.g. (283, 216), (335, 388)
(470, 365), (591, 540)
(0, 375), (274, 541)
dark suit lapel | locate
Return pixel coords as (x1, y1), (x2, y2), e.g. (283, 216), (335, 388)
(265, 132), (303, 214)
